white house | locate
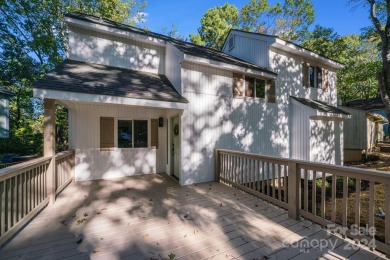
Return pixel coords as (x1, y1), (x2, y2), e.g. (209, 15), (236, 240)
(0, 88), (14, 139)
(33, 13), (347, 185)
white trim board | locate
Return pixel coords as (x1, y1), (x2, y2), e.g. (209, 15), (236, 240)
(33, 88), (187, 110)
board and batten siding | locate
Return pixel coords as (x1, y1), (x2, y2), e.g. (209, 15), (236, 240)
(180, 61), (288, 184)
(290, 101), (315, 161)
(224, 34), (270, 69)
(165, 42), (184, 94)
(67, 102), (169, 181)
(68, 25), (165, 74)
(310, 117), (343, 165)
(340, 106), (367, 150)
(269, 47), (338, 106)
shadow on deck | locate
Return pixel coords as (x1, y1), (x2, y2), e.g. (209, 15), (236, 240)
(0, 173), (385, 259)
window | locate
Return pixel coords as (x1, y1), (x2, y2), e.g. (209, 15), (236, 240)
(245, 77), (266, 99)
(117, 120), (148, 148)
(228, 35), (235, 50)
(233, 74), (274, 102)
(308, 66), (323, 89)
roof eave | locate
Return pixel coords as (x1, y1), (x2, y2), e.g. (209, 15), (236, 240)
(183, 54), (277, 79)
(271, 39), (344, 69)
(33, 88), (188, 109)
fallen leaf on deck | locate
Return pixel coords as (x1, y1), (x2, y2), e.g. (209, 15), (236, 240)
(84, 194), (87, 198)
(60, 220), (68, 226)
(156, 242), (159, 246)
(255, 204), (258, 207)
(76, 238), (83, 244)
(143, 234), (149, 238)
(208, 188), (211, 190)
(219, 203), (223, 207)
(100, 238), (103, 240)
(184, 235), (187, 238)
(183, 214), (188, 219)
(101, 208), (107, 211)
(149, 198), (153, 201)
(96, 212), (101, 215)
(84, 213), (88, 217)
(76, 218), (87, 225)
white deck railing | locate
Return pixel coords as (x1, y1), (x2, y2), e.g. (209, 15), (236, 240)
(0, 150), (74, 246)
(215, 149), (390, 256)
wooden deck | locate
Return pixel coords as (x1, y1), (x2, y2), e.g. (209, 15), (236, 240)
(0, 174), (386, 259)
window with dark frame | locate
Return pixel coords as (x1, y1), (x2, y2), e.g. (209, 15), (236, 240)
(244, 77), (266, 99)
(308, 66), (323, 89)
(117, 119), (148, 148)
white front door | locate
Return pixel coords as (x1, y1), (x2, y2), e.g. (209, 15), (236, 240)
(171, 116), (180, 180)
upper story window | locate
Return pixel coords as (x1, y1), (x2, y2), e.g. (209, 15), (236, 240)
(302, 63), (329, 90)
(233, 73), (275, 103)
(228, 35), (235, 50)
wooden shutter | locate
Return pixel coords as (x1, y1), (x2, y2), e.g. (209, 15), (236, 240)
(100, 117), (114, 149)
(151, 119), (158, 149)
(322, 68), (329, 91)
(302, 63), (309, 88)
(266, 80), (276, 103)
(233, 73), (244, 98)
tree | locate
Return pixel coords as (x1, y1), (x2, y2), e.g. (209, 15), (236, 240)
(302, 25), (381, 101)
(0, 0), (147, 156)
(189, 3), (239, 50)
(361, 0), (390, 121)
(161, 24), (186, 41)
(240, 0), (315, 42)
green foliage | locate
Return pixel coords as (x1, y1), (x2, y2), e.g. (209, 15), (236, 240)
(301, 25), (381, 101)
(189, 3), (239, 50)
(0, 0), (147, 157)
(240, 0), (315, 42)
(161, 24), (186, 41)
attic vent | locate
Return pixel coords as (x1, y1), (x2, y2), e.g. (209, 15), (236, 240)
(228, 35), (235, 50)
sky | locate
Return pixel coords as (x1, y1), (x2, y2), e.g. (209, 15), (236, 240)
(143, 0), (371, 39)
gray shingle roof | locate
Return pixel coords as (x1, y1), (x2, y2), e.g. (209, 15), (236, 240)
(65, 12), (276, 75)
(291, 96), (350, 115)
(342, 97), (384, 111)
(34, 60), (188, 103)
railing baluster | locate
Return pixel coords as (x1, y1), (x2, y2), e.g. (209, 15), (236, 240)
(256, 160), (260, 192)
(369, 181), (375, 241)
(284, 164), (288, 203)
(261, 161), (265, 194)
(267, 162), (271, 197)
(321, 172), (326, 218)
(355, 178), (361, 228)
(272, 163), (276, 198)
(18, 175), (22, 223)
(7, 179), (12, 231)
(278, 164), (281, 200)
(304, 169), (308, 212)
(342, 176), (348, 228)
(1, 180), (5, 235)
(331, 174), (336, 222)
(312, 170), (317, 215)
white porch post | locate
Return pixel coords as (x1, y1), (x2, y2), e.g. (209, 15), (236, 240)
(44, 98), (56, 204)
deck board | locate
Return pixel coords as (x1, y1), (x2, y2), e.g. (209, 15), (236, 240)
(0, 173), (384, 260)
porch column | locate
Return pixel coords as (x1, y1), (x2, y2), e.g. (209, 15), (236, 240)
(44, 98), (56, 204)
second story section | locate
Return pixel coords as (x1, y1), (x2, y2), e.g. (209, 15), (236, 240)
(222, 30), (344, 106)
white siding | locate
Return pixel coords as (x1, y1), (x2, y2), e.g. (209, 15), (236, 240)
(68, 102), (172, 181)
(180, 62), (288, 184)
(309, 117), (343, 165)
(224, 34), (269, 68)
(68, 26), (165, 74)
(340, 107), (367, 150)
(269, 48), (338, 106)
(165, 42), (184, 94)
(290, 102), (315, 161)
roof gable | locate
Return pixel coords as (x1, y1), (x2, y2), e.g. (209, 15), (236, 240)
(65, 13), (276, 76)
(224, 29), (343, 69)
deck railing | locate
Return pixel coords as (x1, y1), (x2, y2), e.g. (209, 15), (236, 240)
(216, 149), (390, 256)
(0, 150), (74, 246)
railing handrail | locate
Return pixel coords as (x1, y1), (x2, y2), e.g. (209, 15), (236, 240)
(217, 149), (390, 181)
(55, 149), (75, 160)
(0, 156), (51, 181)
